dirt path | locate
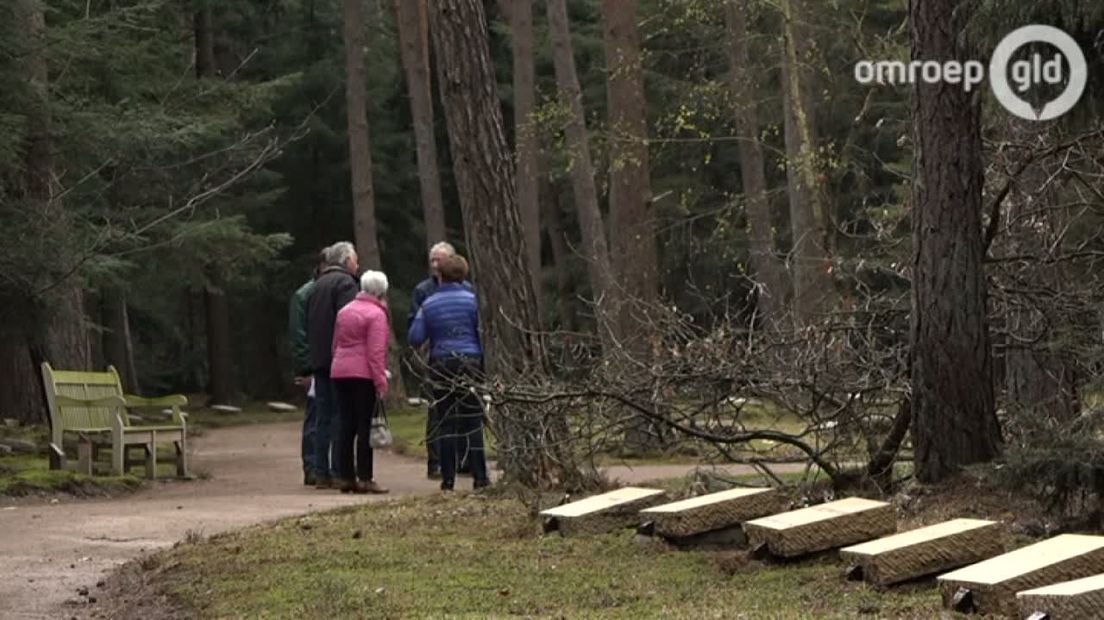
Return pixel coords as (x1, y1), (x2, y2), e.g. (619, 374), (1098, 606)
(0, 422), (794, 619)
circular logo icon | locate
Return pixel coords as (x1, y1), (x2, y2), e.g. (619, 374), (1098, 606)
(989, 25), (1088, 121)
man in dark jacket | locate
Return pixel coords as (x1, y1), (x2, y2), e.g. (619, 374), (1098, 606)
(409, 242), (474, 479)
(288, 250), (326, 485)
(306, 241), (359, 488)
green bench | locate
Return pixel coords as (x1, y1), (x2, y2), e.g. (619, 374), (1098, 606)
(41, 363), (189, 478)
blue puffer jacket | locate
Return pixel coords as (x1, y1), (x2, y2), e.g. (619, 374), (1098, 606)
(408, 283), (482, 359)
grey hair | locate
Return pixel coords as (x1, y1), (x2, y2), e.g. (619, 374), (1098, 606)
(429, 241), (456, 257)
(360, 270), (389, 297)
(326, 241), (356, 267)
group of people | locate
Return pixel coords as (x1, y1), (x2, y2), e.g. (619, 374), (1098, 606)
(288, 241), (490, 494)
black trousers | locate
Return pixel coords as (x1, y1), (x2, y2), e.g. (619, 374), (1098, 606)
(333, 378), (376, 482)
(429, 356), (488, 484)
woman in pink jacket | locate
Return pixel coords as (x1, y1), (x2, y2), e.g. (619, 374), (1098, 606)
(330, 270), (391, 494)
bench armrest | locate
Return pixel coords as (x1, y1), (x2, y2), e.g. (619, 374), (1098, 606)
(123, 394), (188, 408)
(54, 395), (127, 408)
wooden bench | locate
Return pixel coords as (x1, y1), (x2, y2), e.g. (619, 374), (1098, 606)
(42, 363), (188, 478)
(1017, 572), (1104, 619)
(839, 518), (1002, 586)
(743, 497), (896, 559)
(539, 487), (666, 536)
(638, 488), (788, 546)
(937, 534), (1104, 616)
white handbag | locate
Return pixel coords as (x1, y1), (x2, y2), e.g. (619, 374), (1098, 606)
(369, 401), (393, 449)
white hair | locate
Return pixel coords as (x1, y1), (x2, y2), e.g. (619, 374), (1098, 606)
(360, 270), (389, 297)
(429, 241), (456, 257)
(326, 241), (356, 267)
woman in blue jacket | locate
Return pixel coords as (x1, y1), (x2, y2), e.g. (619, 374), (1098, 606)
(408, 254), (490, 491)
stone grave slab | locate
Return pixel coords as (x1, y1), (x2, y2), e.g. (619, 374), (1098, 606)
(743, 497), (895, 558)
(539, 487), (666, 536)
(639, 488), (787, 544)
(1017, 572), (1104, 620)
(840, 518), (1002, 586)
(937, 534), (1104, 616)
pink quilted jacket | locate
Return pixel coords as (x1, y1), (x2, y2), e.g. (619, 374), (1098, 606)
(330, 293), (390, 397)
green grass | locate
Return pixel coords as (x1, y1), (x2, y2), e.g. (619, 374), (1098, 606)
(145, 493), (944, 619)
(0, 453), (142, 496)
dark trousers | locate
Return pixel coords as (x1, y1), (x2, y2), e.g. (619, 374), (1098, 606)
(312, 370), (338, 480)
(301, 395), (317, 474)
(429, 356), (488, 484)
(333, 378), (376, 482)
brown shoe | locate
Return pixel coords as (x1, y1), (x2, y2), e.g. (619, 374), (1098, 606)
(335, 478), (358, 493)
(359, 480), (389, 494)
(314, 477), (333, 490)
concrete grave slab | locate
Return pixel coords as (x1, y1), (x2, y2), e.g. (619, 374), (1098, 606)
(1017, 572), (1104, 620)
(743, 497), (896, 559)
(640, 487), (788, 541)
(840, 518), (1002, 586)
(937, 534), (1104, 616)
(540, 487), (667, 536)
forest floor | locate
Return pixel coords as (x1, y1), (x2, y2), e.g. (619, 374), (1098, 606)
(0, 420), (798, 619)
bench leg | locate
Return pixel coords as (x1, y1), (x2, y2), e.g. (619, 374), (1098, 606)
(174, 436), (187, 478)
(49, 443), (67, 471)
(111, 433), (125, 476)
(145, 436), (157, 480)
(77, 439), (93, 476)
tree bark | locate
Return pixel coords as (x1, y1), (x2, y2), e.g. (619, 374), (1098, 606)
(503, 0), (542, 307)
(543, 181), (577, 333)
(102, 293), (141, 394)
(395, 0), (447, 247)
(600, 0), (658, 323)
(724, 0), (788, 327)
(194, 0), (216, 78)
(344, 0), (382, 270)
(204, 277), (235, 405)
(429, 0), (544, 376)
(193, 12), (236, 405)
(17, 0), (91, 385)
(0, 335), (44, 424)
(998, 120), (1079, 422)
(547, 0), (617, 332)
(779, 0), (833, 323)
(909, 0), (1001, 483)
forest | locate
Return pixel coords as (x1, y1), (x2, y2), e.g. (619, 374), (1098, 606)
(2, 0), (1104, 496)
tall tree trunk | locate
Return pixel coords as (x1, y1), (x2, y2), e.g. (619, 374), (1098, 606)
(0, 335), (43, 424)
(429, 0), (544, 375)
(194, 0), (216, 77)
(725, 0), (788, 327)
(543, 181), (577, 333)
(600, 0), (660, 452)
(14, 0), (91, 405)
(430, 0), (574, 488)
(195, 7), (236, 405)
(343, 0), (382, 270)
(998, 120), (1079, 422)
(779, 0), (833, 324)
(600, 0), (658, 324)
(909, 0), (1000, 482)
(102, 293), (141, 394)
(547, 0), (617, 332)
(204, 277), (235, 405)
(395, 0), (447, 247)
(503, 0), (542, 307)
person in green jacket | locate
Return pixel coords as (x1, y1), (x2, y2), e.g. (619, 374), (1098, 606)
(289, 250), (326, 485)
